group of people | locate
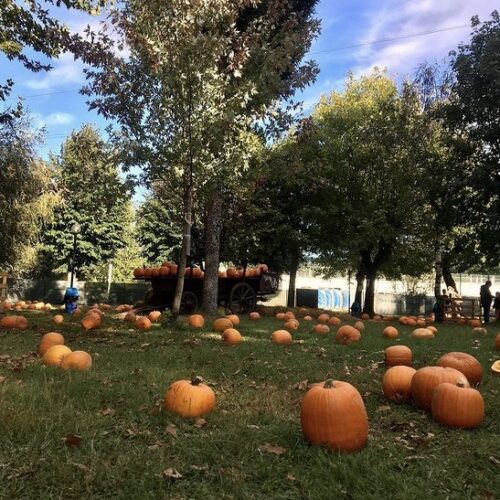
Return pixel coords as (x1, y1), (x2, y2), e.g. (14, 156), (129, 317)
(480, 280), (500, 324)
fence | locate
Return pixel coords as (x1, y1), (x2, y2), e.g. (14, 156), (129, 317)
(0, 272), (8, 299)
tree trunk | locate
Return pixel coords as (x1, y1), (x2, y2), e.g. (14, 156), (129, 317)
(442, 255), (458, 294)
(363, 268), (376, 316)
(287, 249), (299, 308)
(172, 183), (193, 316)
(202, 185), (223, 314)
(354, 270), (365, 306)
(434, 239), (443, 300)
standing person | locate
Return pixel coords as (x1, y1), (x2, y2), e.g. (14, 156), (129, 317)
(479, 280), (493, 324)
(494, 291), (500, 321)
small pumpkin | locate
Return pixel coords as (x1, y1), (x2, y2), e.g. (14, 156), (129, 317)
(382, 366), (416, 402)
(406, 318), (417, 327)
(188, 314), (205, 328)
(124, 312), (136, 323)
(304, 315), (313, 321)
(416, 319), (426, 327)
(164, 376), (216, 417)
(225, 314), (240, 326)
(276, 312), (286, 321)
(354, 321), (364, 331)
(283, 311), (295, 321)
(81, 313), (100, 330)
(427, 325), (438, 334)
(373, 315), (382, 321)
(383, 316), (393, 322)
(258, 263), (269, 274)
(226, 267), (238, 278)
(411, 366), (469, 411)
(313, 324), (330, 335)
(249, 312), (261, 320)
(0, 316), (17, 329)
(317, 313), (330, 323)
(469, 319), (481, 328)
(431, 381), (484, 429)
(411, 328), (434, 339)
(436, 352), (483, 386)
(159, 266), (170, 277)
(383, 326), (398, 339)
(335, 325), (361, 344)
(398, 316), (408, 325)
(133, 268), (145, 278)
(384, 345), (412, 367)
(53, 314), (64, 325)
(301, 379), (368, 453)
(148, 310), (162, 322)
(42, 345), (72, 367)
(60, 351), (92, 371)
(328, 316), (341, 327)
(361, 313), (370, 320)
(222, 328), (242, 345)
(213, 318), (233, 332)
(135, 316), (152, 330)
(39, 332), (65, 356)
(284, 319), (299, 330)
(271, 330), (292, 345)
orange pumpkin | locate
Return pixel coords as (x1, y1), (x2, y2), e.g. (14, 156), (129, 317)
(361, 313), (370, 320)
(81, 313), (100, 330)
(159, 267), (170, 277)
(383, 316), (393, 322)
(495, 334), (500, 350)
(53, 314), (64, 325)
(427, 325), (438, 334)
(133, 268), (145, 278)
(313, 324), (330, 335)
(284, 319), (299, 330)
(0, 316), (17, 329)
(398, 316), (408, 325)
(384, 345), (412, 367)
(222, 328), (242, 345)
(151, 267), (160, 278)
(411, 328), (434, 339)
(226, 267), (238, 278)
(373, 315), (382, 321)
(382, 366), (417, 402)
(169, 264), (178, 276)
(271, 330), (292, 345)
(39, 332), (65, 356)
(124, 312), (136, 323)
(383, 326), (399, 339)
(301, 380), (368, 453)
(42, 345), (72, 367)
(328, 316), (341, 327)
(469, 319), (481, 328)
(411, 366), (470, 411)
(249, 312), (261, 320)
(354, 321), (364, 331)
(164, 376), (216, 417)
(213, 318), (233, 332)
(60, 351), (92, 371)
(148, 310), (162, 322)
(431, 382), (484, 429)
(335, 325), (361, 344)
(188, 314), (205, 328)
(143, 268), (153, 278)
(304, 315), (313, 321)
(406, 318), (417, 327)
(416, 319), (426, 327)
(283, 311), (295, 321)
(317, 313), (330, 323)
(225, 314), (240, 326)
(135, 316), (152, 330)
(276, 312), (286, 321)
(436, 352), (483, 386)
(12, 315), (28, 330)
(258, 263), (269, 274)
(72, 308), (82, 316)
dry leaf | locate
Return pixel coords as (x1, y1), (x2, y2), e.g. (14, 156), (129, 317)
(162, 468), (182, 480)
(488, 456), (500, 467)
(260, 443), (286, 456)
(190, 464), (209, 471)
(193, 418), (206, 428)
(64, 434), (82, 448)
(377, 405), (391, 412)
(247, 424), (259, 430)
(287, 473), (296, 481)
(98, 408), (115, 416)
(0, 376), (6, 384)
(165, 424), (177, 437)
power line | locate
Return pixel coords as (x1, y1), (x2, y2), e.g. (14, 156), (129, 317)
(309, 23), (472, 55)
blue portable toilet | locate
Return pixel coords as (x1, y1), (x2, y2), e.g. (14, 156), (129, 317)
(63, 287), (79, 314)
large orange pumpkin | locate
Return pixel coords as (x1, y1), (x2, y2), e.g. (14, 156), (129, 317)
(436, 352), (483, 386)
(383, 326), (398, 339)
(335, 325), (361, 344)
(39, 332), (65, 356)
(411, 366), (470, 411)
(384, 345), (412, 367)
(301, 380), (368, 453)
(60, 351), (92, 371)
(188, 314), (205, 328)
(0, 316), (17, 329)
(222, 328), (242, 345)
(469, 319), (481, 328)
(411, 328), (434, 339)
(399, 316), (408, 325)
(313, 324), (330, 335)
(213, 318), (233, 332)
(42, 345), (72, 367)
(271, 330), (292, 345)
(427, 325), (438, 334)
(431, 382), (484, 429)
(382, 366), (416, 402)
(164, 376), (216, 417)
(406, 318), (417, 327)
(225, 314), (240, 326)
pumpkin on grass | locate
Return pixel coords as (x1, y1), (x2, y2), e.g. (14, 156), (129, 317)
(427, 325), (438, 334)
(276, 312), (285, 321)
(317, 313), (330, 323)
(225, 314), (240, 326)
(42, 345), (72, 367)
(431, 382), (484, 429)
(39, 332), (65, 356)
(249, 312), (261, 320)
(284, 319), (299, 330)
(411, 366), (469, 411)
(222, 328), (242, 345)
(304, 315), (313, 321)
(124, 312), (136, 323)
(213, 318), (233, 332)
(383, 326), (398, 339)
(301, 380), (368, 453)
(135, 316), (152, 330)
(473, 327), (487, 336)
(81, 313), (101, 330)
(335, 325), (361, 344)
(411, 328), (434, 339)
(384, 345), (412, 367)
(436, 352), (483, 386)
(361, 313), (370, 320)
(354, 321), (364, 331)
(148, 310), (162, 322)
(0, 316), (17, 329)
(284, 311), (295, 321)
(382, 366), (416, 402)
(53, 315), (64, 325)
(271, 330), (292, 345)
(61, 351), (92, 371)
(188, 314), (205, 328)
(328, 316), (341, 327)
(313, 324), (330, 335)
(164, 376), (216, 417)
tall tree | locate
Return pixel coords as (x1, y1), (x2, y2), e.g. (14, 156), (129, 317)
(41, 125), (130, 279)
(81, 0), (320, 315)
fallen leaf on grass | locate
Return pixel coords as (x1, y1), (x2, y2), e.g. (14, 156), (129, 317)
(259, 443), (286, 456)
(71, 462), (92, 472)
(288, 379), (308, 391)
(287, 473), (296, 481)
(162, 468), (182, 480)
(98, 408), (115, 417)
(193, 418), (206, 428)
(64, 434), (82, 448)
(0, 376), (6, 384)
(165, 424), (177, 437)
(488, 456), (500, 467)
(190, 464), (209, 471)
(247, 424), (260, 430)
(377, 405), (391, 412)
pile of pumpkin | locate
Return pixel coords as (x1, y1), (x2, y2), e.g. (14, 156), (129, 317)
(133, 262), (269, 279)
(0, 300), (55, 312)
(39, 332), (92, 371)
(122, 309), (162, 330)
(0, 314), (29, 330)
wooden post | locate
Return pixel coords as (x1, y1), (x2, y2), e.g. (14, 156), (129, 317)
(0, 272), (8, 299)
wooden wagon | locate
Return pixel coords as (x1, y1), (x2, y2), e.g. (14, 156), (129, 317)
(135, 270), (279, 313)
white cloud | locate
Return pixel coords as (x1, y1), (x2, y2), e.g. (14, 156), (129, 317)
(45, 112), (75, 125)
(24, 53), (85, 90)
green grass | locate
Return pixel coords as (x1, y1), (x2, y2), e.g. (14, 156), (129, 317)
(0, 309), (499, 499)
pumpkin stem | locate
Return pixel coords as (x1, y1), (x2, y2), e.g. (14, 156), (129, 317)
(191, 376), (204, 386)
(324, 379), (335, 389)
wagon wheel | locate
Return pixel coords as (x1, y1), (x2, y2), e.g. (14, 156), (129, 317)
(180, 291), (199, 314)
(228, 283), (256, 314)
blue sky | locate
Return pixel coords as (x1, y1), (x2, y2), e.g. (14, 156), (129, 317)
(1, 0), (498, 162)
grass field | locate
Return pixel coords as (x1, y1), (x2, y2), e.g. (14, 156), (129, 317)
(0, 309), (499, 499)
